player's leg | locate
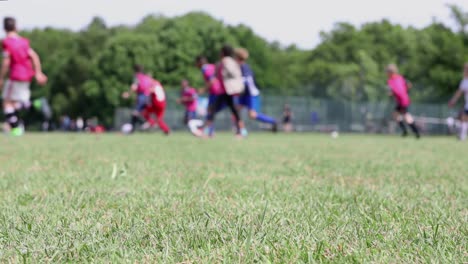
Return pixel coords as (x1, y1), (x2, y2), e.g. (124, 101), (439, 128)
(403, 111), (420, 138)
(393, 107), (407, 136)
(131, 94), (148, 130)
(459, 110), (468, 141)
(154, 103), (170, 134)
(2, 81), (30, 136)
(225, 94), (245, 136)
(249, 96), (277, 131)
(141, 107), (156, 127)
(202, 95), (225, 137)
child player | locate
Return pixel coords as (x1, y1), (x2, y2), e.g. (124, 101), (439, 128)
(386, 64), (420, 138)
(195, 56), (223, 137)
(1, 17), (48, 136)
(177, 79), (198, 125)
(448, 63), (468, 141)
(122, 64), (152, 132)
(142, 78), (170, 135)
(234, 48), (277, 132)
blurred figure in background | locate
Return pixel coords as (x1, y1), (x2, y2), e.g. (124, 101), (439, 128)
(234, 48), (277, 133)
(76, 117), (84, 132)
(195, 55), (223, 137)
(448, 63), (468, 141)
(195, 45), (245, 138)
(177, 79), (198, 125)
(282, 104), (293, 132)
(122, 64), (151, 132)
(0, 17), (48, 136)
(141, 78), (170, 135)
(386, 64), (420, 138)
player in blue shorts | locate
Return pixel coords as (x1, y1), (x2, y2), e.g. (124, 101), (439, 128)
(235, 48), (277, 132)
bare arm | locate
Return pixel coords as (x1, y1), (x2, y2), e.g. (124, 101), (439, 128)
(449, 89), (463, 107)
(28, 49), (47, 85)
(0, 57), (10, 87)
(122, 84), (138, 99)
(28, 49), (42, 73)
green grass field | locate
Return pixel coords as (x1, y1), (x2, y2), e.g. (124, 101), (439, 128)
(0, 133), (466, 263)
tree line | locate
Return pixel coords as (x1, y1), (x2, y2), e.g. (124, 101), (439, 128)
(12, 5), (468, 126)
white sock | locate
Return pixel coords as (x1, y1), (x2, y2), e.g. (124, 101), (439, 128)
(461, 122), (468, 141)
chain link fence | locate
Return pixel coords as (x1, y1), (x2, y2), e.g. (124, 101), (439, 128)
(115, 91), (458, 135)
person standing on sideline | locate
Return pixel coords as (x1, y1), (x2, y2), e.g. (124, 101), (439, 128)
(0, 17), (48, 136)
(386, 64), (420, 138)
(448, 63), (468, 141)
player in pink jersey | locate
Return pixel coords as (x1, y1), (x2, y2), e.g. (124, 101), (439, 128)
(195, 56), (224, 136)
(386, 64), (420, 138)
(177, 79), (198, 125)
(122, 64), (153, 132)
(0, 17), (47, 136)
(195, 46), (245, 138)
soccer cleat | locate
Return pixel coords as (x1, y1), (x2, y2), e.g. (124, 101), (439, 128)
(11, 127), (24, 137)
(401, 131), (408, 137)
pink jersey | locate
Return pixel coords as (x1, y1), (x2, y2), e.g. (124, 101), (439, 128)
(182, 87), (197, 112)
(134, 73), (153, 96)
(388, 74), (410, 107)
(2, 36), (34, 82)
(201, 64), (223, 95)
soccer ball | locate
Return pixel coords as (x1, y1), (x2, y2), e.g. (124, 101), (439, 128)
(121, 123), (133, 134)
(188, 119), (204, 137)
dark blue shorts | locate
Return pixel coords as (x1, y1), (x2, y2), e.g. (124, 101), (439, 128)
(237, 94), (261, 112)
(135, 94), (149, 112)
(395, 105), (409, 114)
(209, 94), (225, 113)
(185, 110), (197, 121)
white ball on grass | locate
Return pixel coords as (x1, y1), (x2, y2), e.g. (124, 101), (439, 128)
(121, 123), (133, 134)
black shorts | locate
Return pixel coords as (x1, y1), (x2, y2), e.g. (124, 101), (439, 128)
(395, 105), (409, 114)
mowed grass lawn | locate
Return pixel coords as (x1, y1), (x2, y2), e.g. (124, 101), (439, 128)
(0, 133), (466, 263)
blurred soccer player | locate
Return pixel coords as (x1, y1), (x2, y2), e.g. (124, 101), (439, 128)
(386, 64), (420, 138)
(177, 79), (198, 125)
(0, 17), (47, 136)
(448, 63), (468, 141)
(122, 64), (152, 132)
(282, 104), (293, 132)
(235, 48), (277, 132)
(195, 55), (223, 137)
(142, 79), (170, 135)
(210, 45), (245, 137)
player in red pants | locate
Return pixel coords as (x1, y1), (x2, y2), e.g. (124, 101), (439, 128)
(142, 79), (170, 135)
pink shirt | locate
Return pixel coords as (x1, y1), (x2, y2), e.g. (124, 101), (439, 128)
(215, 62), (227, 94)
(182, 87), (197, 112)
(201, 64), (223, 95)
(388, 74), (410, 107)
(2, 36), (34, 82)
(134, 73), (153, 96)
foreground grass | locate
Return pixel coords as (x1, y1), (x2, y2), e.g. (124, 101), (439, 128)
(0, 133), (466, 263)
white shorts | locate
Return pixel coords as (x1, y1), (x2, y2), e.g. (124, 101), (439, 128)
(2, 80), (31, 104)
